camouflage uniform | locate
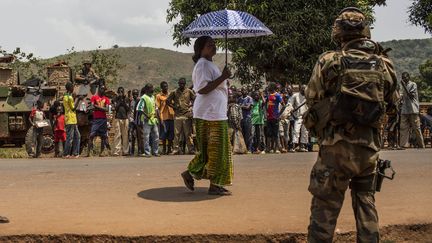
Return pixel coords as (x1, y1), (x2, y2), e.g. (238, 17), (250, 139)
(305, 9), (398, 243)
(76, 67), (99, 81)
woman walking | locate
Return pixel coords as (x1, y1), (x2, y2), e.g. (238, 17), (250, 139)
(181, 36), (233, 196)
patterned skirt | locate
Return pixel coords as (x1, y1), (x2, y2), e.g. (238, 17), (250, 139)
(188, 119), (233, 186)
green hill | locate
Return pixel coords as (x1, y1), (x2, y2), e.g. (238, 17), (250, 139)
(379, 38), (432, 76)
(50, 38), (431, 89)
(53, 47), (229, 89)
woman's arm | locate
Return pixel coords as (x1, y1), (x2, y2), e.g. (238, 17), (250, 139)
(198, 67), (231, 95)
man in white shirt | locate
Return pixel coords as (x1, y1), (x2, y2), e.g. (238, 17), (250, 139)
(289, 85), (309, 152)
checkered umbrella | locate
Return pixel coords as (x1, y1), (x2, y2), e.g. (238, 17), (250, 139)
(182, 9), (273, 64)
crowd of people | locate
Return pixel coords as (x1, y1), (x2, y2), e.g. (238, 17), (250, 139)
(28, 65), (427, 159)
(29, 72), (316, 158)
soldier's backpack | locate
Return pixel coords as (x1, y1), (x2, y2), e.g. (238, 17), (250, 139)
(330, 38), (386, 128)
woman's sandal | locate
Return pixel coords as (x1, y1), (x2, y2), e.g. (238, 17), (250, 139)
(208, 185), (232, 196)
(181, 171), (195, 191)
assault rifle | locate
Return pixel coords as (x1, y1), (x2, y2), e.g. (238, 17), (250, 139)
(376, 159), (396, 192)
(400, 81), (415, 101)
(290, 101), (306, 120)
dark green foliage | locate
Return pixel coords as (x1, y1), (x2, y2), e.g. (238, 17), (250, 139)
(416, 59), (432, 102)
(55, 46), (123, 88)
(409, 0), (432, 34)
(379, 38), (432, 76)
(167, 0), (386, 84)
(0, 47), (47, 81)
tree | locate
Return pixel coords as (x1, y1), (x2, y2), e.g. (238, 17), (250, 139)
(409, 0), (432, 34)
(167, 0), (386, 84)
(0, 47), (47, 81)
(416, 59), (432, 102)
(60, 46), (124, 88)
(88, 46), (124, 87)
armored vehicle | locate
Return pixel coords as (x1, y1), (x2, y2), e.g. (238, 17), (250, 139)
(0, 64), (58, 155)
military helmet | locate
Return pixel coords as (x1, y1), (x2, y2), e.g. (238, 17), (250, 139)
(331, 7), (371, 44)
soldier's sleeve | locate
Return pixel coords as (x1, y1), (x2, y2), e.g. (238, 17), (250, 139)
(382, 57), (400, 112)
(91, 68), (100, 79)
(305, 56), (327, 107)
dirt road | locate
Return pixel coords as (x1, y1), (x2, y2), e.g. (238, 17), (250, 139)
(0, 149), (431, 237)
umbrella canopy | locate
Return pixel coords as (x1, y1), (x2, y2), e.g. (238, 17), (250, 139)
(182, 9), (273, 39)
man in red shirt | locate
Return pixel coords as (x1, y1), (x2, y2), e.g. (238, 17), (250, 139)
(87, 85), (111, 157)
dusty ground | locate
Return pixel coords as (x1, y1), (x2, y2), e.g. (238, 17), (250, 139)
(0, 149), (431, 242)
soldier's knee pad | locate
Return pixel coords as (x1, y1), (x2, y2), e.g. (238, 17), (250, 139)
(349, 174), (376, 193)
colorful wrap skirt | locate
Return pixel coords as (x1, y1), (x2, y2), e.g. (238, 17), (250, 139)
(188, 119), (233, 186)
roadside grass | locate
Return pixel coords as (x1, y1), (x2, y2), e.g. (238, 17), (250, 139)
(0, 146), (28, 159)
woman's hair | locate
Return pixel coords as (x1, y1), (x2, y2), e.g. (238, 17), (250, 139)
(192, 36), (212, 63)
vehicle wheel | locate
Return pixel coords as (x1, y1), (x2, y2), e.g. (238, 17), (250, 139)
(41, 134), (55, 154)
(25, 128), (55, 155)
(25, 128), (35, 156)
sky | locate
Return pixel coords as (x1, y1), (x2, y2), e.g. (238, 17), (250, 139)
(0, 0), (430, 58)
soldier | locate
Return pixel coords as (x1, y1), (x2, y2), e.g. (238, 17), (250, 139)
(304, 7), (398, 243)
(75, 59), (100, 94)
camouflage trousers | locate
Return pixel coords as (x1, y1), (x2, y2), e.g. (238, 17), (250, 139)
(307, 140), (379, 243)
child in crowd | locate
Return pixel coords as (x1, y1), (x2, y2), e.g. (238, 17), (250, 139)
(279, 94), (293, 153)
(29, 100), (46, 158)
(53, 105), (66, 157)
(251, 91), (266, 154)
(228, 94), (246, 154)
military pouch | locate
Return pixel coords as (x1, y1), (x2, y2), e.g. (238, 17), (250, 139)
(308, 163), (336, 198)
(304, 98), (332, 138)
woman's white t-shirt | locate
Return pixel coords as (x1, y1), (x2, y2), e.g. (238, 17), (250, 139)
(192, 57), (228, 121)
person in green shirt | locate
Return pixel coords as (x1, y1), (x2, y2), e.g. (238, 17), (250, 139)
(136, 84), (159, 157)
(251, 91), (266, 154)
